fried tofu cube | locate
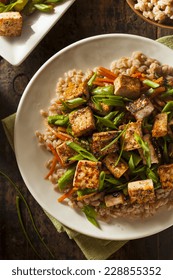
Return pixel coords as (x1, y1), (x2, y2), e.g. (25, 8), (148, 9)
(126, 94), (154, 121)
(128, 179), (155, 204)
(91, 131), (119, 157)
(69, 106), (96, 137)
(138, 134), (159, 164)
(0, 12), (22, 37)
(103, 153), (128, 178)
(56, 142), (77, 167)
(120, 121), (142, 151)
(114, 75), (141, 99)
(105, 192), (125, 207)
(152, 112), (168, 138)
(63, 81), (88, 100)
(158, 163), (173, 189)
(73, 160), (102, 189)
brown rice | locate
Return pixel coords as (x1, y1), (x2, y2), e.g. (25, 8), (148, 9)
(36, 51), (173, 223)
(134, 0), (173, 23)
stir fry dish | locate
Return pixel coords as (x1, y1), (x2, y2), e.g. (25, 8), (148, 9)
(0, 0), (64, 36)
(36, 51), (173, 227)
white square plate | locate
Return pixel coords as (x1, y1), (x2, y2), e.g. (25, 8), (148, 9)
(0, 0), (75, 66)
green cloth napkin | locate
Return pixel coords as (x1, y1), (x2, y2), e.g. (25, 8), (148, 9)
(157, 35), (173, 48)
(2, 113), (127, 260)
(2, 35), (173, 259)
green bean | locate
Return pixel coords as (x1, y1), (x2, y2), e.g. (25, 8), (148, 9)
(77, 188), (96, 197)
(143, 79), (160, 88)
(128, 155), (135, 171)
(100, 98), (124, 107)
(54, 119), (69, 126)
(92, 94), (123, 99)
(103, 111), (118, 120)
(58, 166), (76, 191)
(101, 124), (128, 152)
(0, 0), (62, 14)
(113, 112), (125, 127)
(114, 133), (125, 166)
(105, 175), (122, 186)
(94, 115), (116, 129)
(161, 88), (173, 98)
(128, 153), (141, 172)
(134, 133), (151, 168)
(82, 205), (100, 228)
(0, 2), (17, 12)
(146, 167), (159, 184)
(34, 4), (54, 12)
(93, 95), (125, 107)
(92, 85), (114, 95)
(62, 98), (87, 109)
(66, 141), (98, 162)
(91, 96), (102, 111)
(47, 115), (69, 126)
(98, 171), (105, 191)
(162, 101), (173, 113)
(87, 72), (97, 87)
(131, 166), (146, 175)
(14, 0), (28, 11)
(69, 154), (84, 161)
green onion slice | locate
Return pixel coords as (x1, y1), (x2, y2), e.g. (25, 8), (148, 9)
(143, 79), (160, 88)
(66, 141), (98, 162)
(82, 205), (100, 228)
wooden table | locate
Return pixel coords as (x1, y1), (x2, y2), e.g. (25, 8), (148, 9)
(0, 0), (173, 260)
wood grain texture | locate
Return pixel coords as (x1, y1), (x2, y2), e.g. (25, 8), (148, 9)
(1, 0), (173, 260)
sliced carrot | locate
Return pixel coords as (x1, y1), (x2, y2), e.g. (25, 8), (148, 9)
(55, 131), (73, 141)
(92, 81), (105, 86)
(98, 66), (117, 79)
(131, 72), (146, 81)
(57, 126), (67, 132)
(153, 76), (164, 85)
(131, 72), (143, 78)
(76, 192), (97, 201)
(150, 86), (166, 99)
(55, 100), (63, 105)
(58, 188), (78, 202)
(47, 143), (64, 166)
(45, 156), (57, 179)
(46, 123), (72, 140)
(93, 77), (114, 85)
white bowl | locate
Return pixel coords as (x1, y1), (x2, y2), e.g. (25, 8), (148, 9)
(14, 33), (173, 240)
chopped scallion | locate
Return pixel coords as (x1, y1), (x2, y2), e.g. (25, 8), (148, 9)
(82, 205), (100, 228)
(66, 141), (98, 162)
(58, 166), (76, 191)
(91, 85), (114, 95)
(134, 133), (151, 168)
(143, 79), (160, 89)
(99, 171), (105, 191)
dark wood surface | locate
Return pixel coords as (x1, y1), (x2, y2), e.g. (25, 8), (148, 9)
(1, 0), (173, 260)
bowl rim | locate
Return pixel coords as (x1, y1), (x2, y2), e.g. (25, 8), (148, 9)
(126, 0), (173, 30)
